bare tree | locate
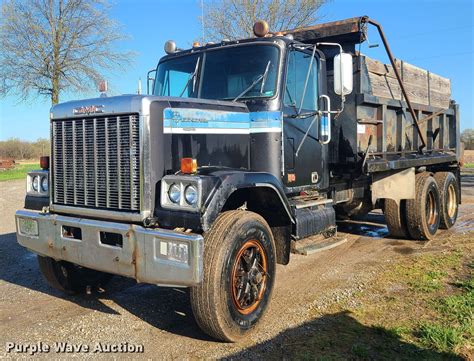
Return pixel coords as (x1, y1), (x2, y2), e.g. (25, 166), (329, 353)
(461, 129), (474, 150)
(200, 0), (328, 42)
(0, 0), (132, 105)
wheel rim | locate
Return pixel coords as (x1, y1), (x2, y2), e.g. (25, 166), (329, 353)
(447, 183), (457, 218)
(231, 239), (268, 315)
(426, 190), (438, 227)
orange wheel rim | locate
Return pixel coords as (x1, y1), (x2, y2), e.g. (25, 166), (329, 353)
(426, 191), (437, 226)
(231, 239), (268, 315)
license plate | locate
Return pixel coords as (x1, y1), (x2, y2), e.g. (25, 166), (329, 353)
(18, 218), (39, 236)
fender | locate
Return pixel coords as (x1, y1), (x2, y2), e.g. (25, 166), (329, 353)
(198, 169), (294, 231)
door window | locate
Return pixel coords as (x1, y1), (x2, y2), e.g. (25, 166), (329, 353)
(284, 50), (318, 111)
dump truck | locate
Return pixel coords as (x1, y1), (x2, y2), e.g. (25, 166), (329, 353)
(16, 16), (461, 341)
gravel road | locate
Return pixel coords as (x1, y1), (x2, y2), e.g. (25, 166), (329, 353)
(1, 174), (473, 359)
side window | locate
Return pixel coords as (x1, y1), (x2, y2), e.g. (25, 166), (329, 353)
(284, 50), (318, 111)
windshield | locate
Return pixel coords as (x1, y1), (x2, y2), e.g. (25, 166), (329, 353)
(154, 54), (200, 98)
(154, 45), (279, 101)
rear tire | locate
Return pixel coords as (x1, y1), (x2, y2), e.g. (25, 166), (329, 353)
(38, 256), (113, 295)
(384, 199), (411, 239)
(190, 210), (276, 342)
(434, 172), (459, 229)
(405, 173), (441, 240)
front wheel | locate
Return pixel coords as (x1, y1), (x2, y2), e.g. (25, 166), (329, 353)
(37, 256), (113, 295)
(190, 210), (276, 342)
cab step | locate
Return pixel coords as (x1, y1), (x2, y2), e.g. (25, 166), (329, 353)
(290, 196), (333, 209)
(291, 232), (348, 255)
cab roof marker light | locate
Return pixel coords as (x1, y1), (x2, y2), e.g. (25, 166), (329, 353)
(164, 40), (177, 54)
(253, 20), (269, 37)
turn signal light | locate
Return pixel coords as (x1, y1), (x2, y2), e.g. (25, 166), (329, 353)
(40, 156), (49, 170)
(181, 158), (197, 174)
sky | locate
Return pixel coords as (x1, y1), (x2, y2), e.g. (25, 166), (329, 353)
(0, 0), (473, 141)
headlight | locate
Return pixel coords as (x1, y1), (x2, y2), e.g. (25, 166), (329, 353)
(185, 185), (198, 205)
(161, 176), (202, 212)
(168, 183), (181, 203)
(32, 176), (40, 192)
(40, 176), (48, 192)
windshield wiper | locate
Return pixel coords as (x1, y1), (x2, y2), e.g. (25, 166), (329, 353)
(232, 60), (271, 102)
(179, 57), (200, 97)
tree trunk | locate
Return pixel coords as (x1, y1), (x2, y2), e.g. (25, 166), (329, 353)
(51, 84), (59, 105)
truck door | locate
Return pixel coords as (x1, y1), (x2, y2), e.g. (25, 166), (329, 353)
(283, 48), (328, 190)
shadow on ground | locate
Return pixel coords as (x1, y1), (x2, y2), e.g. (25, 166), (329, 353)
(0, 231), (213, 341)
(337, 212), (390, 238)
(226, 311), (462, 360)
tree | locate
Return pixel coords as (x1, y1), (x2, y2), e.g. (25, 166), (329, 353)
(461, 129), (474, 150)
(0, 0), (132, 105)
(200, 0), (328, 42)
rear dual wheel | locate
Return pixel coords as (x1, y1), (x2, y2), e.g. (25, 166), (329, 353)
(384, 173), (442, 240)
(190, 210), (276, 342)
(434, 172), (459, 229)
(384, 199), (410, 239)
(405, 173), (441, 240)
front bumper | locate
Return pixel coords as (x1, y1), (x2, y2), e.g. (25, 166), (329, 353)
(15, 210), (203, 287)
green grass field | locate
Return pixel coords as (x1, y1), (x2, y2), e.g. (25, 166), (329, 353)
(0, 163), (40, 182)
(262, 232), (473, 360)
(464, 163), (474, 169)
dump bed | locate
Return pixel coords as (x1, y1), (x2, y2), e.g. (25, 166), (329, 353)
(290, 16), (460, 173)
(327, 54), (460, 173)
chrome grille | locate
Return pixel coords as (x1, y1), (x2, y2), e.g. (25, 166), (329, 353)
(52, 114), (140, 211)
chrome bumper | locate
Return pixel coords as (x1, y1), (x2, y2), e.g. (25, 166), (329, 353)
(15, 210), (203, 287)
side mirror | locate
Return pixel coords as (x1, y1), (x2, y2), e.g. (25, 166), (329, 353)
(334, 53), (353, 96)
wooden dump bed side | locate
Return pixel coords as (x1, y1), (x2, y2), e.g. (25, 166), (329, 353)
(362, 56), (451, 109)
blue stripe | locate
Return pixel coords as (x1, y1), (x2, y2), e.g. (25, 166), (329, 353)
(163, 108), (281, 130)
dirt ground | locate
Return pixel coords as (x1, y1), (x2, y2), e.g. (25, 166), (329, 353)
(0, 174), (473, 359)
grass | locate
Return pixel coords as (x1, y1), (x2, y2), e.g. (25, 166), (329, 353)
(259, 233), (473, 360)
(0, 163), (40, 181)
(464, 163), (474, 169)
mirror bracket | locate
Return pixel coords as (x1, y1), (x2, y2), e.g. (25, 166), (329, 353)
(316, 42), (353, 115)
(147, 68), (156, 95)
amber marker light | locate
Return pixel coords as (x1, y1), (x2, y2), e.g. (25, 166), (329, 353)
(181, 158), (198, 174)
(193, 41), (200, 47)
(253, 20), (269, 37)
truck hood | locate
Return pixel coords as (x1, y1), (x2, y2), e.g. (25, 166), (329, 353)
(50, 94), (248, 120)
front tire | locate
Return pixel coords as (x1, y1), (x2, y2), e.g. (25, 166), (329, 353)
(190, 210), (276, 342)
(37, 256), (113, 295)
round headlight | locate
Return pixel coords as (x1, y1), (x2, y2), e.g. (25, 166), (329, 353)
(32, 176), (40, 192)
(40, 176), (48, 192)
(168, 183), (181, 203)
(185, 185), (198, 205)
